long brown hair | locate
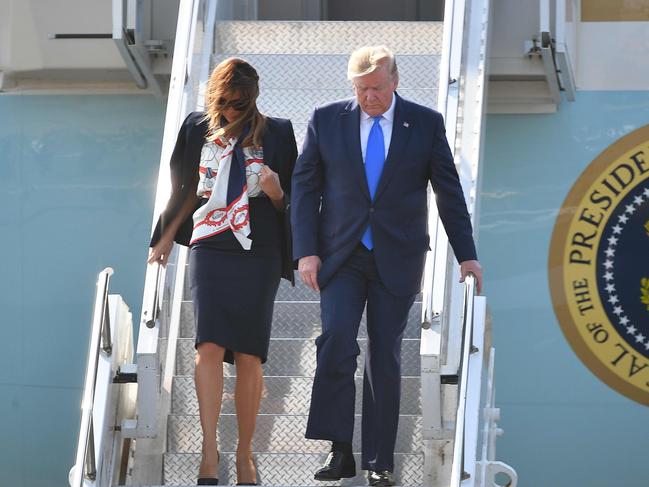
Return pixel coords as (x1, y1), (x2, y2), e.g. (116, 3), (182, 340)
(204, 57), (266, 147)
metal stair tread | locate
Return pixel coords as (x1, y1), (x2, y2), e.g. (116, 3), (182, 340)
(171, 375), (421, 415)
(163, 452), (423, 486)
(213, 52), (440, 91)
(184, 271), (424, 302)
(171, 376), (421, 380)
(167, 414), (422, 454)
(213, 21), (443, 56)
(169, 412), (423, 417)
(178, 301), (424, 340)
(171, 413), (424, 418)
(175, 338), (421, 377)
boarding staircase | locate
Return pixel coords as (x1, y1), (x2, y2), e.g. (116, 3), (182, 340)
(71, 1), (516, 486)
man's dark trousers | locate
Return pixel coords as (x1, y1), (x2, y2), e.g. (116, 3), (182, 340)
(305, 245), (416, 472)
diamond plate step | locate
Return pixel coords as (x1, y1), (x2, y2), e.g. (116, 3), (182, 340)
(211, 22), (443, 150)
(171, 376), (421, 416)
(175, 338), (421, 377)
(163, 452), (423, 486)
(184, 270), (315, 301)
(213, 21), (443, 55)
(211, 53), (440, 91)
(254, 89), (437, 148)
(184, 270), (423, 303)
(167, 414), (422, 454)
(256, 88), (437, 121)
(276, 275), (320, 301)
(180, 301), (424, 339)
(184, 270), (319, 301)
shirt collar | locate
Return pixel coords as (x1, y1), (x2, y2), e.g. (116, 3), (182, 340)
(360, 93), (397, 122)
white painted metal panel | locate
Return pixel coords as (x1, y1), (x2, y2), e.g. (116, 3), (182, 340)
(577, 21), (649, 90)
(8, 0), (124, 71)
(489, 0), (540, 59)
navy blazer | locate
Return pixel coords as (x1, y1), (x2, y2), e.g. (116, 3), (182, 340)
(151, 111), (298, 283)
(291, 93), (476, 296)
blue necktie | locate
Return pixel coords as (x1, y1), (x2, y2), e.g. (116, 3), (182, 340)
(361, 116), (385, 250)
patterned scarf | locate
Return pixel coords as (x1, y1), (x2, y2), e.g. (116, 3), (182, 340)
(190, 134), (252, 249)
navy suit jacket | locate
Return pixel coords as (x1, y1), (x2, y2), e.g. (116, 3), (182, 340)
(151, 111), (298, 282)
(291, 93), (476, 296)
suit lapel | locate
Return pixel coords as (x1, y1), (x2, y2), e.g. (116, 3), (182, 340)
(374, 93), (412, 201)
(262, 122), (277, 170)
(341, 100), (370, 199)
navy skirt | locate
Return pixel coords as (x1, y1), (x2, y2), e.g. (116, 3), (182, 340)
(189, 198), (282, 364)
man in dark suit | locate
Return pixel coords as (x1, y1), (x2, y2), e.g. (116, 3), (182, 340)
(291, 46), (483, 486)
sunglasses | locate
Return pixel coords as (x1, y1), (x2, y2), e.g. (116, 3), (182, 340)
(218, 97), (248, 111)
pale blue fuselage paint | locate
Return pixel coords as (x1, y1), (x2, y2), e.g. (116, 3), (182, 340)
(0, 95), (164, 486)
(479, 92), (649, 487)
(1, 91), (648, 487)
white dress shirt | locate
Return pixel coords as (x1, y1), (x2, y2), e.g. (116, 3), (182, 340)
(360, 93), (396, 163)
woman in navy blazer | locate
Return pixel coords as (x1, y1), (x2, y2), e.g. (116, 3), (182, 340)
(149, 58), (297, 485)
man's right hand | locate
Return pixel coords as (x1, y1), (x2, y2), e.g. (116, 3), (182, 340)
(298, 255), (322, 292)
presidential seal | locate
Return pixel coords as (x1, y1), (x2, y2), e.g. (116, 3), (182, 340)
(549, 124), (649, 405)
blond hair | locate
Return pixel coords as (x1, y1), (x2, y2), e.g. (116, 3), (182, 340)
(204, 57), (266, 147)
(347, 45), (398, 81)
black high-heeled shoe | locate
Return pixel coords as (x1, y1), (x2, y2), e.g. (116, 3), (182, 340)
(236, 456), (258, 485)
(197, 479), (219, 485)
(197, 450), (220, 485)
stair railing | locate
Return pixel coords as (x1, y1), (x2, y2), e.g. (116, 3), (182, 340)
(475, 348), (519, 487)
(120, 0), (201, 441)
(420, 1), (472, 485)
(70, 268), (114, 487)
(449, 274), (477, 487)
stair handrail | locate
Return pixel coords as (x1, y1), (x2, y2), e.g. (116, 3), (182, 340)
(121, 0), (198, 442)
(421, 0), (466, 342)
(143, 262), (163, 329)
(71, 267), (114, 487)
(449, 273), (477, 487)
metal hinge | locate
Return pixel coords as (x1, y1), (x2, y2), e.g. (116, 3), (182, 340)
(113, 363), (137, 383)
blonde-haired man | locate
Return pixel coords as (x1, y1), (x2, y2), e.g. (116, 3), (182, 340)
(346, 45), (398, 80)
(292, 46), (482, 486)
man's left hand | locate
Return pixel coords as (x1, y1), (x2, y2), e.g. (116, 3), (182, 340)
(459, 260), (483, 295)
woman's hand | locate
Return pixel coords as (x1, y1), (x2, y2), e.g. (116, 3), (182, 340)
(148, 235), (174, 267)
(259, 165), (284, 202)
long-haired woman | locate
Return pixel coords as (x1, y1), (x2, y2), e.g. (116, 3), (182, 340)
(149, 57), (297, 485)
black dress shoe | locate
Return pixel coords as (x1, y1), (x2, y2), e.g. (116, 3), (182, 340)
(314, 450), (356, 480)
(197, 479), (219, 485)
(367, 470), (395, 486)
